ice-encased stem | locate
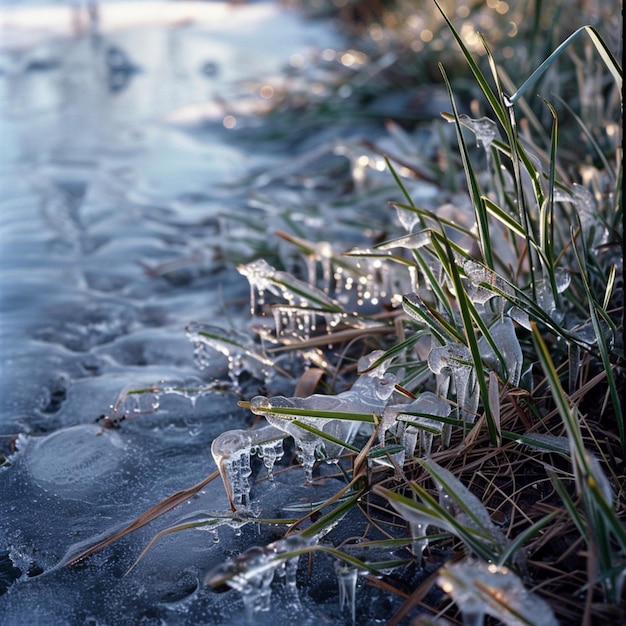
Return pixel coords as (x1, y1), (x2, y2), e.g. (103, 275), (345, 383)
(211, 425), (285, 511)
(205, 535), (313, 619)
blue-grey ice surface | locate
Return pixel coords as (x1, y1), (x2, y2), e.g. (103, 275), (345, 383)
(0, 3), (411, 624)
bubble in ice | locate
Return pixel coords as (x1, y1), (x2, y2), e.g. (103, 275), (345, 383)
(25, 424), (126, 499)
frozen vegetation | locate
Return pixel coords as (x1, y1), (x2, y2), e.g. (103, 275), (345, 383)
(0, 1), (623, 626)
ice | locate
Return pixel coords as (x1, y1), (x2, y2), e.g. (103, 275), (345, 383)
(534, 269), (571, 319)
(428, 342), (478, 425)
(1, 3), (372, 625)
(376, 231), (431, 250)
(248, 351), (408, 482)
(555, 183), (605, 248)
(185, 322), (275, 383)
(204, 534), (312, 620)
(211, 425), (285, 511)
(24, 424), (126, 499)
(397, 391), (451, 458)
(478, 317), (523, 386)
(460, 115), (499, 151)
(462, 258), (512, 305)
(237, 258), (342, 319)
(248, 395), (354, 484)
(333, 561), (360, 623)
(438, 559), (559, 626)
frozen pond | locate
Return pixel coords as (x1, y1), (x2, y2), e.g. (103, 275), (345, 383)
(0, 3), (408, 623)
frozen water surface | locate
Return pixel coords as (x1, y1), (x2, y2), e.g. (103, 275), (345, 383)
(0, 2), (403, 624)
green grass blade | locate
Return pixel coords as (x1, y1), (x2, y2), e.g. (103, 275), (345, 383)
(440, 65), (494, 269)
(509, 26), (623, 104)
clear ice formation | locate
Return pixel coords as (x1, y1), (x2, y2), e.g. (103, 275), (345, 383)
(438, 559), (559, 626)
(248, 351), (403, 483)
(397, 391), (451, 459)
(204, 534), (312, 619)
(555, 183), (606, 248)
(185, 321), (276, 383)
(428, 342), (478, 425)
(211, 424), (285, 511)
(462, 258), (513, 305)
(247, 351), (454, 483)
(478, 317), (523, 386)
(334, 560), (362, 624)
(24, 425), (126, 499)
(237, 258), (343, 335)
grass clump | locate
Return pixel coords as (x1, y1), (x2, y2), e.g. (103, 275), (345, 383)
(68, 1), (623, 624)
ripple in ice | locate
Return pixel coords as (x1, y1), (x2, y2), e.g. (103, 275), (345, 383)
(24, 424), (127, 499)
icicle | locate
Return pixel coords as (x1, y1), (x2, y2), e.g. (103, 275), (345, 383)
(185, 322), (274, 383)
(334, 561), (360, 623)
(428, 343), (478, 425)
(211, 430), (254, 511)
(211, 426), (285, 509)
(237, 258), (279, 316)
(255, 438), (284, 482)
(204, 534), (313, 618)
(395, 205), (422, 233)
(398, 391), (451, 458)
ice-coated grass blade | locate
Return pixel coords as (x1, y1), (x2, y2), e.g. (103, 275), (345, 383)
(62, 470), (220, 567)
(238, 401), (376, 424)
(440, 65), (493, 270)
(430, 234), (499, 443)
